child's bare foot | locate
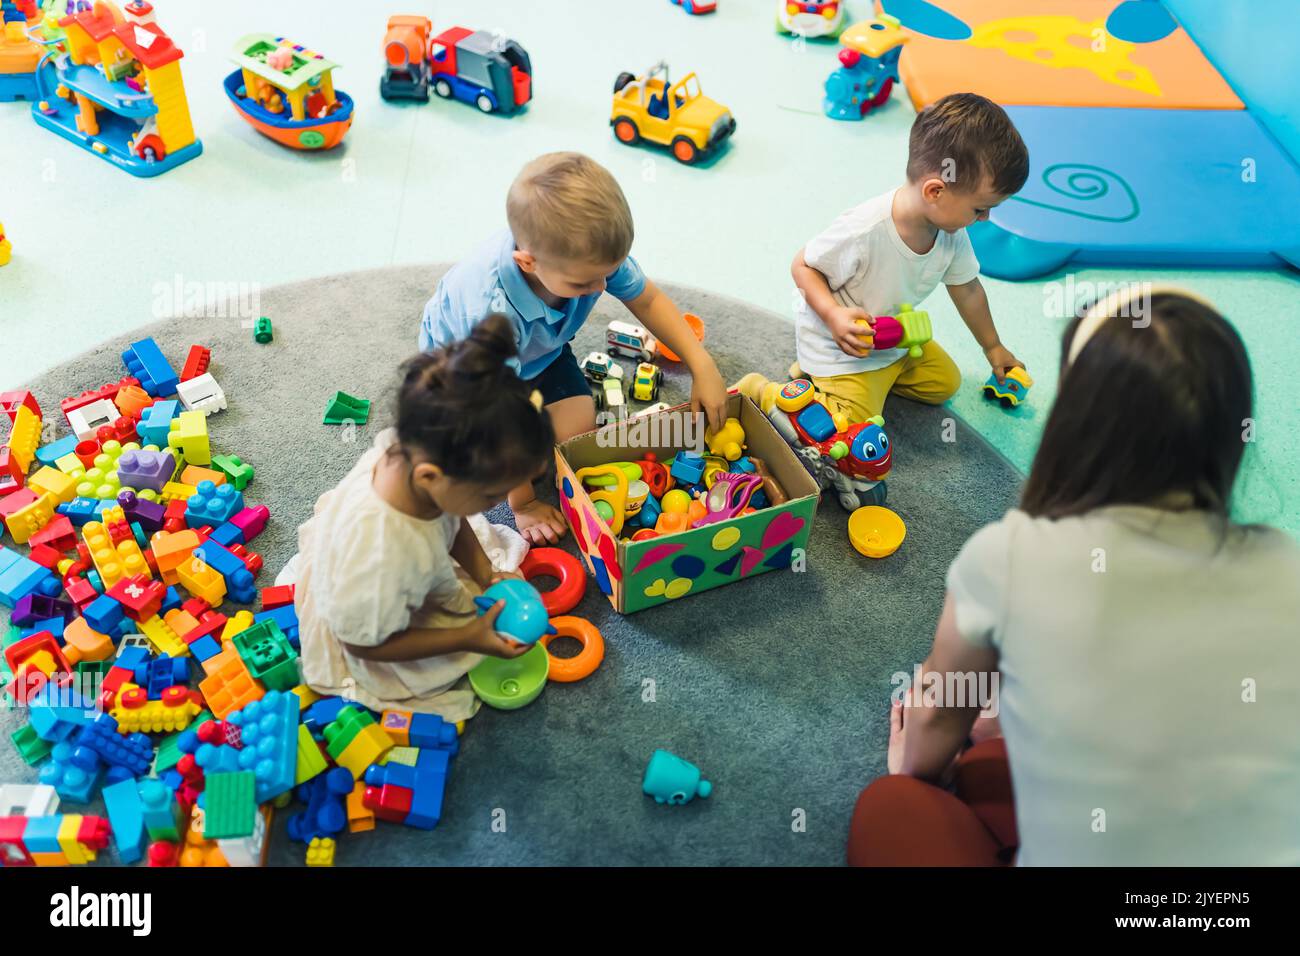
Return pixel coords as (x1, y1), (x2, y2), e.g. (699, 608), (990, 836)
(969, 710), (1002, 745)
(513, 498), (567, 546)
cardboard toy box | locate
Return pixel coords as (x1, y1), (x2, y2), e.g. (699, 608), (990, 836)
(555, 394), (821, 613)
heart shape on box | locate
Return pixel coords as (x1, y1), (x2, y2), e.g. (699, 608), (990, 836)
(761, 511), (805, 551)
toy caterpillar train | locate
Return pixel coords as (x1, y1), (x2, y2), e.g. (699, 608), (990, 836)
(765, 379), (891, 511)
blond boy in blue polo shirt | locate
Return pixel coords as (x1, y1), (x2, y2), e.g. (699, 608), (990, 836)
(421, 152), (728, 544)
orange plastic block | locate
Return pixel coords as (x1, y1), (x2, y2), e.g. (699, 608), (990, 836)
(139, 614), (189, 659)
(163, 608), (200, 641)
(7, 405), (41, 471)
(380, 709), (412, 747)
(113, 384), (153, 420)
(83, 519), (150, 588)
(177, 558), (226, 606)
(200, 641), (240, 676)
(31, 852), (70, 867)
(180, 465), (224, 488)
(347, 782), (375, 833)
(62, 618), (114, 664)
(150, 528), (199, 585)
(5, 491), (55, 544)
(28, 466), (78, 505)
(180, 808), (229, 868)
(199, 655), (264, 719)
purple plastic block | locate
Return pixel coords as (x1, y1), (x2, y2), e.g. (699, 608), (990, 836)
(117, 490), (166, 534)
(115, 449), (174, 493)
(228, 505), (269, 543)
(12, 594), (76, 628)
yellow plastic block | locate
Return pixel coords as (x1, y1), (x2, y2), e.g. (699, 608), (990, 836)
(82, 520), (150, 588)
(335, 725), (394, 780)
(167, 410), (210, 465)
(177, 558), (226, 606)
(55, 453), (86, 476)
(221, 610), (255, 642)
(28, 466), (78, 504)
(139, 614), (189, 659)
(160, 481), (198, 503)
(58, 815), (99, 864)
(291, 683), (321, 710)
(5, 491), (55, 544)
(8, 405), (41, 471)
(295, 724), (327, 784)
(112, 694), (201, 734)
(305, 836), (335, 867)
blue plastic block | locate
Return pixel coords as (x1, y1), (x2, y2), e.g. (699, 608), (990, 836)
(670, 451), (706, 485)
(137, 778), (180, 841)
(86, 570), (104, 595)
(101, 778), (146, 864)
(374, 760), (418, 792)
(188, 634), (222, 662)
(72, 714), (153, 777)
(38, 741), (104, 802)
(58, 497), (99, 526)
(302, 696), (350, 736)
(254, 604), (300, 649)
(185, 481), (244, 529)
(408, 712), (458, 752)
(83, 595), (125, 635)
(114, 645), (150, 673)
(160, 768), (183, 791)
(35, 435), (79, 467)
(286, 766), (353, 843)
(28, 687), (94, 742)
(0, 548), (61, 608)
(21, 617), (65, 640)
(195, 540), (256, 604)
(121, 338), (179, 398)
(192, 690), (299, 803)
(207, 522), (242, 547)
(134, 655), (190, 698)
(22, 814), (65, 854)
(160, 586), (183, 614)
(136, 400), (180, 446)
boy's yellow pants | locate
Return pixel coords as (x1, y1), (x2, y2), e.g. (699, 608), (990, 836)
(740, 340), (961, 423)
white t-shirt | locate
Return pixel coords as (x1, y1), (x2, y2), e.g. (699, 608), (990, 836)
(797, 189), (979, 377)
(295, 429), (484, 721)
(947, 506), (1300, 866)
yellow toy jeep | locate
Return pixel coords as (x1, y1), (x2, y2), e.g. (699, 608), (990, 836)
(610, 61), (735, 165)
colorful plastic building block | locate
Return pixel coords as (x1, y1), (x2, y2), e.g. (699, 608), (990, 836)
(11, 593), (75, 628)
(361, 743), (454, 830)
(137, 400), (180, 447)
(5, 403), (40, 471)
(72, 713), (154, 778)
(260, 584), (294, 610)
(115, 448), (175, 493)
(167, 410), (210, 465)
(82, 518), (150, 589)
(113, 383), (154, 420)
(138, 777), (182, 842)
(121, 338), (179, 398)
(0, 389), (40, 422)
(176, 373), (227, 416)
(185, 480), (244, 528)
(231, 620), (298, 691)
(252, 317), (273, 343)
(324, 706), (394, 780)
(670, 450), (707, 485)
(177, 557), (227, 607)
(180, 345), (211, 382)
(191, 690), (298, 802)
(643, 749), (712, 805)
(101, 778), (146, 864)
(287, 765), (352, 843)
(28, 466), (78, 505)
(228, 504), (270, 543)
(210, 454), (253, 491)
(38, 741), (105, 802)
(253, 603), (299, 649)
(0, 783), (59, 819)
(322, 391), (370, 425)
(0, 545), (62, 608)
(198, 654), (264, 719)
(138, 613), (188, 659)
(117, 489), (166, 533)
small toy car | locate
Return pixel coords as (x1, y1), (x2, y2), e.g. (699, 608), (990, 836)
(602, 376), (626, 412)
(581, 351), (623, 383)
(981, 367), (1034, 408)
(631, 362), (663, 402)
(606, 321), (657, 363)
(777, 0), (847, 39)
(635, 402), (673, 417)
(610, 61), (736, 165)
(672, 0), (718, 14)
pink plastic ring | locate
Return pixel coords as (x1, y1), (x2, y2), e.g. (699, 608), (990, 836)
(519, 547), (585, 616)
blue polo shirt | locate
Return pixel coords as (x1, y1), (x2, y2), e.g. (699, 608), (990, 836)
(419, 229), (647, 380)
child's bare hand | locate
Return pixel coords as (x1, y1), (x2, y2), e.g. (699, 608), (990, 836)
(984, 344), (1024, 383)
(690, 362), (729, 433)
(489, 569), (524, 585)
(468, 602), (534, 659)
(827, 306), (874, 358)
(512, 498), (567, 546)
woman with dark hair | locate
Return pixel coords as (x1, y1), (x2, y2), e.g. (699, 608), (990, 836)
(847, 289), (1300, 866)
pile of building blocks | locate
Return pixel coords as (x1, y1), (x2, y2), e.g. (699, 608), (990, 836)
(1, 338), (464, 866)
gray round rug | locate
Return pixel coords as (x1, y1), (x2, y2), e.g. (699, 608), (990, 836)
(0, 265), (1020, 866)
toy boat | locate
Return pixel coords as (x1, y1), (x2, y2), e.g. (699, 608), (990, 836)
(224, 33), (353, 150)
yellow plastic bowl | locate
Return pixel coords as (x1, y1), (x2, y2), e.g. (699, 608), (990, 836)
(848, 506), (906, 558)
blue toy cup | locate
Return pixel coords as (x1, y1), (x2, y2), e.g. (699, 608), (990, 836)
(473, 579), (557, 645)
(643, 749), (712, 805)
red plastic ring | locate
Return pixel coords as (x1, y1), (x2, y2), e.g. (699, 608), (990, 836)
(519, 547), (585, 616)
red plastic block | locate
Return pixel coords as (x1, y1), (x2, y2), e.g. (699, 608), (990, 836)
(0, 390), (41, 423)
(182, 597), (211, 619)
(65, 576), (98, 608)
(230, 542), (262, 576)
(260, 584), (294, 610)
(30, 515), (76, 552)
(28, 544), (62, 569)
(181, 346), (211, 382)
(0, 488), (36, 521)
(0, 447), (25, 496)
(108, 575), (166, 622)
(61, 377), (138, 421)
(163, 500), (187, 534)
(96, 417), (138, 445)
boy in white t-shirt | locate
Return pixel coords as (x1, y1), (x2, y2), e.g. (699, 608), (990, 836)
(738, 93), (1030, 423)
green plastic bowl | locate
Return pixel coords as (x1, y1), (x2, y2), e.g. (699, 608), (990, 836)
(469, 644), (549, 710)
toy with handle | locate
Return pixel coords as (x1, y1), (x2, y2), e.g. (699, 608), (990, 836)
(857, 303), (932, 358)
(694, 472), (762, 526)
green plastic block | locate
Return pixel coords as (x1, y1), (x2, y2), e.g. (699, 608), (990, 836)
(323, 391), (371, 426)
(232, 620), (299, 692)
(323, 706), (375, 760)
(11, 723), (53, 766)
(3, 623), (24, 649)
(211, 454), (254, 491)
(253, 317), (273, 344)
(203, 771), (257, 840)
